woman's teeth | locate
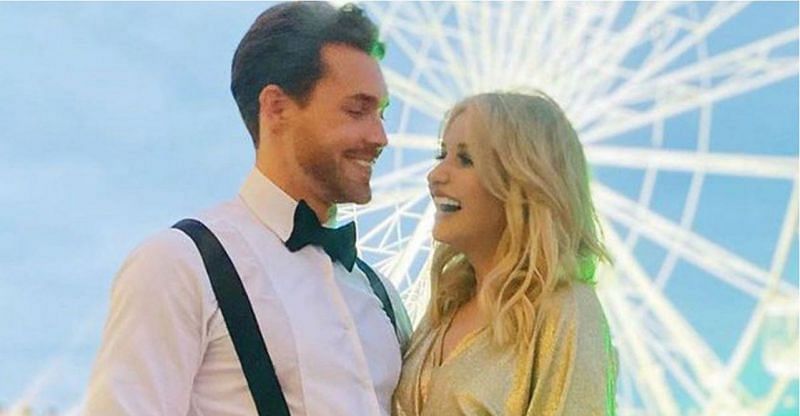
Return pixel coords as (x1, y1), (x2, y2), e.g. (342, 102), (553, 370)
(434, 196), (462, 212)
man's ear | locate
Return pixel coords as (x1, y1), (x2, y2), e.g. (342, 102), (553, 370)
(258, 85), (293, 134)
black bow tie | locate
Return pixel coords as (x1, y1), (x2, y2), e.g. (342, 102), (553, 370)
(285, 200), (357, 272)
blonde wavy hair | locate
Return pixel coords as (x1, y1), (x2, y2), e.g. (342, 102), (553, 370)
(426, 91), (610, 347)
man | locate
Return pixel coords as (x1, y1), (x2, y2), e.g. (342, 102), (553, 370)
(83, 2), (411, 415)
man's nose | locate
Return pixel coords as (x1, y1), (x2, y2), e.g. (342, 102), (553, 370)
(371, 120), (388, 148)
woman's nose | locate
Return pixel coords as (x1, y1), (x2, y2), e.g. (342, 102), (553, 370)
(427, 161), (448, 186)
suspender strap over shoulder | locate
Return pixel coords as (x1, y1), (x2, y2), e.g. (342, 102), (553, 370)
(355, 258), (398, 333)
(172, 219), (289, 416)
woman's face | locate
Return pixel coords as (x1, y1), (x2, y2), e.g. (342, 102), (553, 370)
(427, 110), (506, 257)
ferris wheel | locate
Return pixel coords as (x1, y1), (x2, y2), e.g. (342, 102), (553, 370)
(336, 2), (799, 415)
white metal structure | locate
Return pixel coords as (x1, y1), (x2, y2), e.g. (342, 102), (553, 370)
(338, 2), (800, 415)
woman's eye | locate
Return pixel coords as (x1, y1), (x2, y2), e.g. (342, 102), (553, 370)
(434, 151), (446, 161)
(458, 153), (473, 166)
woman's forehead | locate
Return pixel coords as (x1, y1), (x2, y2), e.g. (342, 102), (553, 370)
(442, 111), (474, 145)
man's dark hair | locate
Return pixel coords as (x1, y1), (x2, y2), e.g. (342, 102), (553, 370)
(231, 2), (385, 147)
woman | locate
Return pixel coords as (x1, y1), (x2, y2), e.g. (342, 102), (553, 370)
(393, 91), (617, 415)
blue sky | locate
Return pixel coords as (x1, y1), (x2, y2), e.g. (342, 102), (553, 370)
(0, 2), (797, 414)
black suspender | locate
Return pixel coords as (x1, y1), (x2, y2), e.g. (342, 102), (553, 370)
(173, 219), (290, 416)
(172, 218), (398, 416)
(355, 257), (398, 331)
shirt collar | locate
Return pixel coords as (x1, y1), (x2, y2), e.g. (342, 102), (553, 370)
(239, 168), (339, 242)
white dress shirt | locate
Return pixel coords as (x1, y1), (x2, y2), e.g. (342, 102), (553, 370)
(83, 168), (412, 416)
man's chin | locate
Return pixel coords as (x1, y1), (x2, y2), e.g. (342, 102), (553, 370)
(340, 186), (372, 205)
(349, 190), (372, 205)
(328, 184), (371, 205)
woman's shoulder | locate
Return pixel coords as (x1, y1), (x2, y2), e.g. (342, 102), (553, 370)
(541, 280), (602, 313)
(403, 313), (439, 359)
(534, 280), (608, 339)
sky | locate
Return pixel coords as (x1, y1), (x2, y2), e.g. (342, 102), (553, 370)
(0, 1), (797, 414)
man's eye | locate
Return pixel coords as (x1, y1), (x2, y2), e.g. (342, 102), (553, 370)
(345, 106), (368, 117)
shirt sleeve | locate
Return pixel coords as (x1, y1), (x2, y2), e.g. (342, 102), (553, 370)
(526, 283), (618, 416)
(82, 229), (209, 415)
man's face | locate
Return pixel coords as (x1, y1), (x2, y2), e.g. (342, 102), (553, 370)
(287, 43), (389, 205)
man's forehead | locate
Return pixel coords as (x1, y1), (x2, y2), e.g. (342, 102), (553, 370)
(321, 44), (387, 95)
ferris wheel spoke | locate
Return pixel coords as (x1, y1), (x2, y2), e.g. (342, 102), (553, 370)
(767, 180), (799, 289)
(381, 2), (470, 101)
(512, 1), (546, 85)
(353, 187), (427, 218)
(538, 4), (577, 95)
(707, 181), (799, 407)
(580, 29), (799, 141)
(451, 2), (484, 93)
(505, 1), (541, 85)
(602, 221), (733, 393)
(586, 146), (798, 179)
(399, 257), (432, 324)
(520, 1), (569, 88)
(387, 133), (438, 151)
(384, 68), (450, 119)
(566, 2), (627, 114)
(492, 0), (513, 80)
(382, 203), (435, 286)
(625, 2), (749, 88)
(593, 184), (796, 298)
(567, 2), (678, 102)
(640, 316), (710, 406)
(341, 189), (425, 227)
(556, 4), (611, 101)
(610, 28), (797, 107)
(359, 245), (399, 256)
(373, 17), (457, 104)
(416, 2), (473, 97)
(370, 158), (433, 189)
(356, 190), (428, 243)
(357, 211), (400, 249)
(477, 1), (494, 91)
(578, 1), (745, 116)
(602, 287), (682, 415)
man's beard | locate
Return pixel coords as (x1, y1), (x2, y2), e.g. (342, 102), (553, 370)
(296, 141), (372, 205)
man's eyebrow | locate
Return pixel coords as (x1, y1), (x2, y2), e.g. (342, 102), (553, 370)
(347, 93), (389, 110)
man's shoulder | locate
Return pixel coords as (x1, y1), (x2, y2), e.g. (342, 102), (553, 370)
(129, 228), (196, 264)
(355, 260), (414, 346)
(122, 198), (246, 270)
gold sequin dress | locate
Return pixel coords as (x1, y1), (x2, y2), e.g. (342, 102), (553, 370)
(392, 281), (617, 416)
